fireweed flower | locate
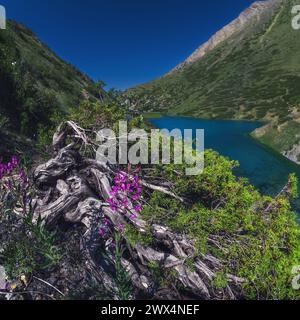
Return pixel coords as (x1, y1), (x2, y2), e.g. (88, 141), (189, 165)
(99, 168), (143, 237)
(0, 155), (21, 180)
(0, 155), (30, 215)
(108, 170), (143, 215)
(117, 224), (125, 233)
(19, 170), (28, 184)
(99, 228), (106, 237)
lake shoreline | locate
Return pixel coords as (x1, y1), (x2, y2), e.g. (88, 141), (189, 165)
(149, 115), (300, 197)
(146, 113), (300, 167)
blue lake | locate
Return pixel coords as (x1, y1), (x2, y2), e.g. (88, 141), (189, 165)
(150, 116), (300, 197)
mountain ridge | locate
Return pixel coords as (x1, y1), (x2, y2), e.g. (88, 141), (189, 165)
(0, 20), (102, 140)
(167, 0), (283, 75)
(125, 0), (300, 165)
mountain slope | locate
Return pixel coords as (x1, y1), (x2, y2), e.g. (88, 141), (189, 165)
(0, 21), (101, 138)
(167, 0), (281, 75)
(126, 0), (300, 163)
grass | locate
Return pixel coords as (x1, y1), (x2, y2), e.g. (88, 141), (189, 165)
(113, 233), (133, 300)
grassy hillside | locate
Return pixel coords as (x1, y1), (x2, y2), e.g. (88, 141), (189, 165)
(0, 21), (102, 139)
(126, 0), (300, 162)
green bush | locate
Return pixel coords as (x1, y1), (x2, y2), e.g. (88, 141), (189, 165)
(142, 150), (300, 299)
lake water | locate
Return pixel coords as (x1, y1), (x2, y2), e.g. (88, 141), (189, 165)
(150, 116), (300, 197)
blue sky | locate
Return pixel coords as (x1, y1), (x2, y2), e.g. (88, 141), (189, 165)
(1, 0), (254, 89)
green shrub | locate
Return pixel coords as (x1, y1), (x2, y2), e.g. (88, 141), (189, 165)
(142, 150), (300, 299)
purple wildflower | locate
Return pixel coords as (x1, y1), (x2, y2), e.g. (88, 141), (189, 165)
(107, 168), (143, 218)
(99, 228), (106, 237)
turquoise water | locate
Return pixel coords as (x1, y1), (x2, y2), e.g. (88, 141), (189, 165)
(150, 116), (300, 197)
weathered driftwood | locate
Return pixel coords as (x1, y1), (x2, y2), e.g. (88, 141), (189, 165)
(31, 122), (244, 300)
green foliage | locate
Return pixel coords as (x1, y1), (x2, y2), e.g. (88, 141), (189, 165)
(0, 20), (101, 142)
(3, 239), (36, 278)
(254, 121), (300, 154)
(147, 261), (162, 281)
(69, 100), (124, 130)
(289, 173), (298, 199)
(148, 261), (177, 288)
(142, 149), (300, 299)
(142, 191), (185, 224)
(0, 159), (61, 279)
(212, 272), (228, 290)
(36, 100), (125, 152)
(2, 212), (62, 279)
(114, 233), (133, 300)
(142, 112), (162, 119)
(124, 224), (154, 247)
(25, 213), (62, 269)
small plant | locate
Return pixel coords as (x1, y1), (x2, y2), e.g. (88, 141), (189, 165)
(25, 213), (62, 269)
(124, 224), (153, 246)
(98, 166), (143, 237)
(0, 155), (61, 280)
(3, 238), (37, 279)
(0, 113), (8, 131)
(114, 233), (133, 300)
(212, 271), (228, 290)
(107, 166), (143, 217)
(0, 155), (29, 213)
(2, 211), (62, 281)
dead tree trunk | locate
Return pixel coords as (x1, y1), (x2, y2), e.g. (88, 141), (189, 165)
(31, 121), (244, 300)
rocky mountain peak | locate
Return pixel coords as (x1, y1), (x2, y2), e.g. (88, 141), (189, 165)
(166, 0), (282, 75)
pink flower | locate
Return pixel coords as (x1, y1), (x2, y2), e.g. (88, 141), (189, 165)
(135, 204), (142, 212)
(99, 228), (106, 237)
(106, 170), (143, 219)
(117, 224), (125, 232)
(132, 194), (140, 201)
(104, 218), (110, 226)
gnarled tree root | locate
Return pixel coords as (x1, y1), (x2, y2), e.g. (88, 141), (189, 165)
(31, 122), (244, 300)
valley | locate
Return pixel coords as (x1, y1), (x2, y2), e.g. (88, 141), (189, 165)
(125, 0), (300, 165)
(150, 115), (300, 197)
(1, 0), (300, 301)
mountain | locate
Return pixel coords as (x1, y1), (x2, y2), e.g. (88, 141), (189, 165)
(125, 0), (300, 164)
(168, 0), (281, 75)
(0, 21), (101, 139)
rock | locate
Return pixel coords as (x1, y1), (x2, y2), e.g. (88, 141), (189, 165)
(283, 141), (300, 165)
